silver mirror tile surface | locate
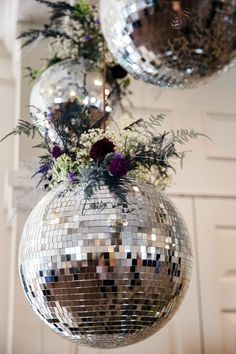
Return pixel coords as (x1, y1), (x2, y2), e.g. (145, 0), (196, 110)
(19, 182), (192, 348)
(30, 59), (113, 143)
(100, 0), (236, 88)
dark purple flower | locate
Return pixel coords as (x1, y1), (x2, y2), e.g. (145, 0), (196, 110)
(84, 34), (92, 42)
(95, 19), (100, 25)
(110, 65), (128, 79)
(109, 153), (129, 177)
(68, 172), (78, 184)
(44, 184), (49, 191)
(37, 164), (50, 175)
(90, 138), (115, 161)
(52, 145), (62, 159)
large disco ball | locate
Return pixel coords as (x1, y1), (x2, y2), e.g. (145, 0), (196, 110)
(30, 60), (114, 142)
(19, 182), (192, 348)
(100, 0), (236, 89)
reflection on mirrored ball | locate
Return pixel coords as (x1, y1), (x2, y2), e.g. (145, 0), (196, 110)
(19, 182), (192, 349)
(100, 0), (236, 88)
(30, 60), (113, 143)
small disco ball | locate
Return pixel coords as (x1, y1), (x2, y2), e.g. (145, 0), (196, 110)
(30, 60), (114, 143)
(100, 0), (236, 89)
(19, 182), (192, 349)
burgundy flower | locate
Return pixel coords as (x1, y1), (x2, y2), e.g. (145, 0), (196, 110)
(109, 153), (129, 177)
(90, 138), (115, 161)
(68, 172), (78, 184)
(52, 145), (62, 159)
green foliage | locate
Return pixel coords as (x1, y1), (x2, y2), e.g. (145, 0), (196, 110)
(44, 100), (110, 157)
(24, 66), (43, 81)
(1, 2), (207, 206)
(54, 154), (79, 179)
(123, 114), (207, 181)
(19, 27), (70, 48)
(171, 129), (210, 144)
(36, 0), (71, 10)
(79, 165), (130, 212)
(1, 107), (207, 205)
(0, 120), (38, 142)
(124, 114), (165, 135)
(19, 0), (131, 105)
(74, 1), (90, 15)
(19, 0), (103, 64)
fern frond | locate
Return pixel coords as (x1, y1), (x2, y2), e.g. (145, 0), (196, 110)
(171, 129), (209, 145)
(19, 28), (71, 48)
(35, 0), (72, 10)
(19, 29), (40, 39)
(0, 120), (37, 142)
(18, 29), (42, 47)
(124, 114), (165, 134)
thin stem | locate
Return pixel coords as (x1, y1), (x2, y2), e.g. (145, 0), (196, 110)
(102, 39), (107, 115)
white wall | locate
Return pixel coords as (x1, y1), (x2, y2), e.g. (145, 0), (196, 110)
(0, 42), (15, 354)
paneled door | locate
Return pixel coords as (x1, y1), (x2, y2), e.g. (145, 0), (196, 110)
(195, 198), (236, 354)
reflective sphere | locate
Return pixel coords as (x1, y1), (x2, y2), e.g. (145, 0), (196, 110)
(30, 60), (114, 142)
(19, 182), (192, 348)
(100, 0), (236, 88)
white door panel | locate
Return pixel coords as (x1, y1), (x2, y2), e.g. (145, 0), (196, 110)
(195, 198), (236, 354)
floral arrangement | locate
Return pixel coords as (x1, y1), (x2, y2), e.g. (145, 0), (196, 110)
(3, 1), (207, 207)
(1, 109), (205, 206)
(20, 0), (131, 101)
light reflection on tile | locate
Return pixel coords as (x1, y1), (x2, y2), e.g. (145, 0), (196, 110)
(19, 183), (192, 348)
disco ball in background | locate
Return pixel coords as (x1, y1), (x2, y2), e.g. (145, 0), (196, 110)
(30, 60), (114, 142)
(100, 0), (236, 89)
(19, 182), (192, 349)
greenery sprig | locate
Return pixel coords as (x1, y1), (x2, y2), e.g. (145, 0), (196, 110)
(0, 120), (37, 141)
(19, 0), (131, 103)
(5, 0), (208, 209)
